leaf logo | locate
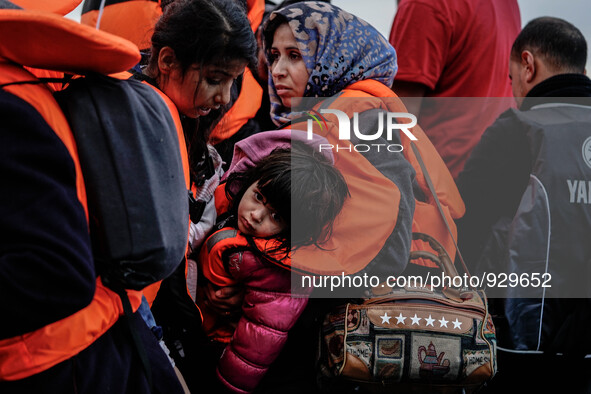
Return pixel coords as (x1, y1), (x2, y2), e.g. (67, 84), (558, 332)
(306, 109), (328, 133)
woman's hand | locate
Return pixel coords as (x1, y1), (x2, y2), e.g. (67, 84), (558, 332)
(202, 282), (244, 315)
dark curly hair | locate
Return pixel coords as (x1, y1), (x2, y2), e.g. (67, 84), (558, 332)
(225, 141), (349, 256)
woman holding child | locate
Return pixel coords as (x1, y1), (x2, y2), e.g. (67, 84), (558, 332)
(263, 1), (464, 284)
(194, 2), (463, 393)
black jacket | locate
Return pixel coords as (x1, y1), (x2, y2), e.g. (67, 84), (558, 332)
(457, 73), (591, 354)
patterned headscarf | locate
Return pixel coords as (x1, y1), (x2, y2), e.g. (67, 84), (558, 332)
(263, 1), (397, 126)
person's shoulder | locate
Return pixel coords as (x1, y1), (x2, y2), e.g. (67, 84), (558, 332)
(0, 87), (50, 121)
(465, 107), (528, 166)
(485, 108), (525, 134)
(0, 88), (67, 147)
(397, 0), (446, 13)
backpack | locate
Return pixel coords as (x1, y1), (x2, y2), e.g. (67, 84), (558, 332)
(0, 72), (190, 291)
(51, 73), (189, 291)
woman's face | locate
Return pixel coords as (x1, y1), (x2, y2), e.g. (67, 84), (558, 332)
(237, 182), (286, 238)
(161, 56), (247, 118)
(269, 23), (309, 108)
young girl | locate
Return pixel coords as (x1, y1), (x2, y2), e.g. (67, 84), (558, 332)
(198, 134), (349, 393)
(136, 0), (258, 390)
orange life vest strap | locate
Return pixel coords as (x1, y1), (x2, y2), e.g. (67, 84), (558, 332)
(0, 279), (142, 381)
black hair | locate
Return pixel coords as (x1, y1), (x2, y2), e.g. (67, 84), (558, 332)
(148, 0), (257, 76)
(146, 0), (257, 184)
(225, 141), (349, 255)
(159, 0), (176, 10)
(512, 17), (587, 73)
(262, 12), (289, 66)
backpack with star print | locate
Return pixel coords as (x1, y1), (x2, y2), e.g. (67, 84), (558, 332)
(317, 232), (496, 392)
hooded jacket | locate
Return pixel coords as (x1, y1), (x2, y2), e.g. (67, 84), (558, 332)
(199, 130), (329, 393)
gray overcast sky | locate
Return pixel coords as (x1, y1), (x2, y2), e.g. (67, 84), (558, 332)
(333, 0), (591, 71)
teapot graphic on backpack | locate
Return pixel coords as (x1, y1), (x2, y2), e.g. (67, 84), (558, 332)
(418, 342), (450, 378)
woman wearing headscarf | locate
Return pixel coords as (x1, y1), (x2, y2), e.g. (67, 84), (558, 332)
(263, 1), (464, 285)
(248, 3), (465, 392)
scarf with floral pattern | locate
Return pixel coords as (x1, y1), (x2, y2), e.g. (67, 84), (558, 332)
(263, 1), (397, 126)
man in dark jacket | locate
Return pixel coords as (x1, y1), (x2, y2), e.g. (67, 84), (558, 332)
(457, 17), (591, 393)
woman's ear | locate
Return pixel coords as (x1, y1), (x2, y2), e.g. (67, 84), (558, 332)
(157, 46), (178, 76)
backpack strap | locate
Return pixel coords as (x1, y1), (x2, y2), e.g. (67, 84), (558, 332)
(113, 286), (154, 393)
(410, 142), (472, 280)
(0, 75), (72, 89)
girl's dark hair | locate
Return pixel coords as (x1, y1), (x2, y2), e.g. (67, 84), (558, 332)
(146, 0), (257, 183)
(148, 0), (257, 76)
(226, 141), (349, 255)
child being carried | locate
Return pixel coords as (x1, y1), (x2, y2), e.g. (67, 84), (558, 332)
(198, 132), (349, 393)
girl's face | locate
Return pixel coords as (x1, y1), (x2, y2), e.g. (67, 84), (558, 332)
(160, 53), (247, 118)
(269, 23), (309, 108)
(237, 182), (286, 238)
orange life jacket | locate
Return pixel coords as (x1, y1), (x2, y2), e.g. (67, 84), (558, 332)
(208, 0), (265, 145)
(198, 224), (288, 343)
(209, 67), (263, 145)
(200, 226), (288, 288)
(81, 0), (162, 51)
(0, 9), (156, 381)
(289, 79), (465, 272)
(246, 0), (265, 32)
(80, 0), (265, 51)
(11, 0), (81, 15)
